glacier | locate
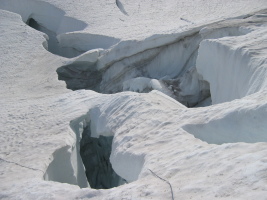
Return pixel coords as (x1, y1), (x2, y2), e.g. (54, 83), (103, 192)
(0, 0), (267, 199)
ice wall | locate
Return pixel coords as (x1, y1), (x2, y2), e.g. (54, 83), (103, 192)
(44, 119), (89, 188)
(196, 27), (267, 104)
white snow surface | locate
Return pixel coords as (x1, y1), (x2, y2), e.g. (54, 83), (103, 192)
(0, 0), (267, 199)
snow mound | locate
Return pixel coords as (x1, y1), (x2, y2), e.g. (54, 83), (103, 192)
(183, 92), (267, 144)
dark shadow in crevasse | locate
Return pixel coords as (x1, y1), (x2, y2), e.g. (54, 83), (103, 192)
(26, 18), (84, 58)
(56, 62), (102, 91)
(80, 123), (127, 189)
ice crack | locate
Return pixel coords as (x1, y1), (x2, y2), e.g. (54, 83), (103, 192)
(149, 169), (174, 200)
(0, 157), (44, 173)
(116, 0), (129, 16)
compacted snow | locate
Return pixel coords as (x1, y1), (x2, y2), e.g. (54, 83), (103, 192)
(0, 0), (267, 199)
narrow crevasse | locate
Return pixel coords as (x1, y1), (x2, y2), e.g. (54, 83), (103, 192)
(26, 17), (84, 58)
(44, 114), (127, 189)
(80, 122), (126, 189)
(116, 0), (129, 16)
(0, 0), (87, 58)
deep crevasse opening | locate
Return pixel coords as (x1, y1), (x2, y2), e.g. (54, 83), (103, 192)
(56, 19), (260, 107)
(56, 12), (267, 108)
(44, 115), (129, 189)
(57, 31), (211, 107)
(80, 122), (127, 189)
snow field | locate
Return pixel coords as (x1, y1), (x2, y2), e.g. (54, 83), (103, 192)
(0, 1), (267, 199)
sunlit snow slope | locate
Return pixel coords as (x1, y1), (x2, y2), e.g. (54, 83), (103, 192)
(0, 0), (267, 200)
